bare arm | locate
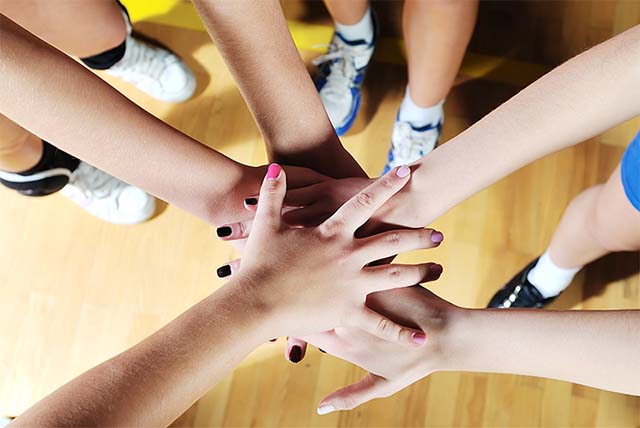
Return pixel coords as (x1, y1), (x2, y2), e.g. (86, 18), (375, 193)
(309, 287), (640, 413)
(381, 24), (640, 226)
(192, 0), (366, 179)
(0, 14), (322, 226)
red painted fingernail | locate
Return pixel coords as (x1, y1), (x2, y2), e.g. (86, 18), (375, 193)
(412, 332), (427, 345)
(431, 231), (444, 243)
(267, 163), (281, 180)
(430, 264), (443, 278)
(396, 165), (410, 178)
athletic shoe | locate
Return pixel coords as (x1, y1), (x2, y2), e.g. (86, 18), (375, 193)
(382, 115), (443, 174)
(0, 417), (14, 428)
(487, 258), (558, 308)
(60, 162), (155, 225)
(0, 140), (79, 197)
(313, 21), (376, 136)
(105, 13), (195, 103)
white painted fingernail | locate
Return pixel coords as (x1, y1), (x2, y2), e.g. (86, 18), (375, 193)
(317, 404), (335, 415)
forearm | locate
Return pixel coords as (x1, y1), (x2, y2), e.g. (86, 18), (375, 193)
(0, 14), (258, 226)
(192, 0), (366, 178)
(12, 280), (272, 427)
(443, 308), (640, 395)
(381, 25), (640, 227)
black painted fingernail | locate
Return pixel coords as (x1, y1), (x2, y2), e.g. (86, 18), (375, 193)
(269, 338), (277, 342)
(217, 265), (231, 278)
(289, 346), (302, 363)
(319, 348), (326, 353)
(216, 226), (232, 237)
(244, 197), (258, 206)
(430, 264), (443, 279)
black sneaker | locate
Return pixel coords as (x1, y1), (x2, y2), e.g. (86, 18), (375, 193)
(487, 258), (558, 308)
(0, 140), (79, 197)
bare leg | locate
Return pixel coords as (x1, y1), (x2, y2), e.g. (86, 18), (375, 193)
(0, 113), (42, 172)
(323, 0), (369, 25)
(1, 0), (126, 57)
(403, 0), (478, 107)
(548, 165), (640, 268)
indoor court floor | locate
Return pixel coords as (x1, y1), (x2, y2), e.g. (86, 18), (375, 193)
(1, 1), (639, 427)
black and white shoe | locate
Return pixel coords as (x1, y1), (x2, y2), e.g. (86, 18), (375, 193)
(0, 140), (155, 225)
(487, 258), (558, 308)
(0, 140), (79, 196)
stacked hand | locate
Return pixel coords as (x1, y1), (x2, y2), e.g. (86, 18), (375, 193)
(226, 163), (443, 345)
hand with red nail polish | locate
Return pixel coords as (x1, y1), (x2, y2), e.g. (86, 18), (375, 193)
(228, 164), (441, 347)
(305, 286), (460, 415)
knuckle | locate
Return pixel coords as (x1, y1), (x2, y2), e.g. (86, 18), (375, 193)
(386, 265), (403, 281)
(379, 175), (396, 189)
(320, 218), (344, 237)
(385, 231), (402, 247)
(342, 394), (359, 410)
(354, 192), (375, 210)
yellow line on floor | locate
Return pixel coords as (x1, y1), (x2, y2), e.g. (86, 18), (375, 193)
(121, 0), (548, 87)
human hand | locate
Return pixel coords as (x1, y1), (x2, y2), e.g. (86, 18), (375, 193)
(302, 286), (461, 414)
(227, 163), (443, 345)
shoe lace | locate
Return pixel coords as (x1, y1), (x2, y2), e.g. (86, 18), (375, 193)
(111, 37), (168, 83)
(392, 122), (439, 161)
(68, 163), (123, 201)
(312, 38), (363, 101)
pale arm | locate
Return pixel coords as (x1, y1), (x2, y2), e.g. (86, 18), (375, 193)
(381, 25), (640, 227)
(192, 0), (366, 179)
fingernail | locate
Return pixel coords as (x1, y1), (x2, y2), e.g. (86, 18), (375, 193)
(396, 165), (410, 178)
(431, 231), (444, 243)
(317, 404), (335, 415)
(412, 332), (427, 345)
(216, 226), (232, 238)
(430, 264), (443, 278)
(319, 348), (326, 353)
(269, 338), (277, 342)
(289, 345), (302, 363)
(216, 265), (231, 278)
(266, 163), (281, 180)
(244, 197), (258, 206)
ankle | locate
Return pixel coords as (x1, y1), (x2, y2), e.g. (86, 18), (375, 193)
(334, 6), (374, 44)
(527, 250), (582, 298)
(398, 86), (443, 127)
(0, 134), (43, 173)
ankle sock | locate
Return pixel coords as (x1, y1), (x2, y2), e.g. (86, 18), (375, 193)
(398, 86), (444, 128)
(335, 6), (374, 44)
(80, 2), (130, 70)
(527, 250), (581, 298)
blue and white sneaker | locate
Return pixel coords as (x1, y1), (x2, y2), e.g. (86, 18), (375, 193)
(313, 32), (375, 136)
(382, 114), (443, 174)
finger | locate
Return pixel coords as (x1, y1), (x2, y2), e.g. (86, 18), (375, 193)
(353, 307), (427, 346)
(317, 373), (391, 414)
(252, 164), (286, 234)
(285, 337), (308, 364)
(216, 220), (253, 241)
(286, 167), (330, 188)
(216, 258), (241, 278)
(282, 205), (331, 228)
(283, 185), (322, 207)
(362, 263), (443, 291)
(322, 166), (411, 235)
(357, 228), (444, 262)
(243, 196), (258, 212)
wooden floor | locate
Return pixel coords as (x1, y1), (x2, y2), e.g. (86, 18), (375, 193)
(1, 20), (640, 428)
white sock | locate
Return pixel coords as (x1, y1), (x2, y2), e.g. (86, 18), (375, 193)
(527, 250), (582, 298)
(398, 86), (444, 128)
(335, 6), (374, 44)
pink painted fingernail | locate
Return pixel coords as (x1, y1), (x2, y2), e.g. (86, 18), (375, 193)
(412, 332), (427, 345)
(396, 165), (410, 178)
(431, 231), (444, 243)
(266, 163), (281, 180)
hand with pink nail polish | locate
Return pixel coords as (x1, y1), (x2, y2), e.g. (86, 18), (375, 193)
(230, 163), (443, 346)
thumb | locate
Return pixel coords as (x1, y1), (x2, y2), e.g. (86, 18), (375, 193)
(317, 373), (390, 415)
(252, 164), (286, 235)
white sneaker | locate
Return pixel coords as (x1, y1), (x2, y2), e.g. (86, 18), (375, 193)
(106, 34), (196, 103)
(383, 116), (443, 174)
(61, 162), (155, 225)
(313, 32), (375, 136)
